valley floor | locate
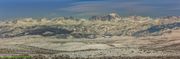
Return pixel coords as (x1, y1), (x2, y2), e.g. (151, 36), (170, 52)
(0, 30), (180, 59)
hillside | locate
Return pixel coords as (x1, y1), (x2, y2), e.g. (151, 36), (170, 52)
(0, 14), (180, 38)
(1, 14), (180, 59)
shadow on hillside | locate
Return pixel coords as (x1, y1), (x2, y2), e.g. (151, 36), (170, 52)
(133, 22), (180, 37)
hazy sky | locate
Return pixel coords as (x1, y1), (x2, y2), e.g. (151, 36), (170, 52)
(0, 0), (180, 18)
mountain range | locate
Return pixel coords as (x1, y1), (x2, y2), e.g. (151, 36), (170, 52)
(0, 13), (180, 38)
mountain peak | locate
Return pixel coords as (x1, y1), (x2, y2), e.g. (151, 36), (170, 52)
(89, 13), (121, 21)
(108, 13), (119, 17)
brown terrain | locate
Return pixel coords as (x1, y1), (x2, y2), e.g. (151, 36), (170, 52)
(0, 30), (180, 59)
(0, 14), (180, 59)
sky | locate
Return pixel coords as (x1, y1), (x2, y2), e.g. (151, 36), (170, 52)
(0, 0), (180, 18)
